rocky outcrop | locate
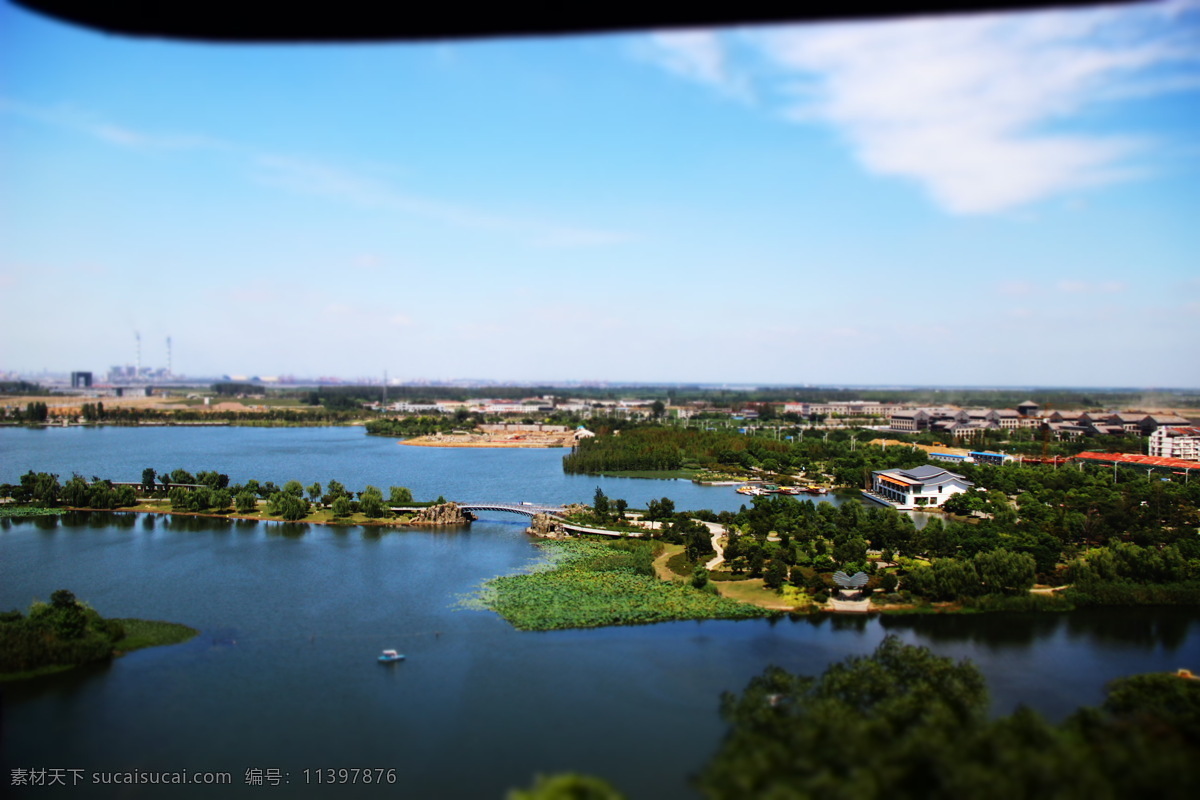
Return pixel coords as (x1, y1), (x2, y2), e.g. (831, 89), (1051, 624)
(408, 502), (476, 526)
(526, 513), (569, 539)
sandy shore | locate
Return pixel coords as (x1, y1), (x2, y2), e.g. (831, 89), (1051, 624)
(399, 433), (575, 449)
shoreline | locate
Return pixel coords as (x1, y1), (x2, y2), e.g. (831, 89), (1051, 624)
(54, 505), (471, 529)
(398, 438), (564, 449)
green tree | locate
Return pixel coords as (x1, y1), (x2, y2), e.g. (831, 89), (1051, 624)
(18, 471), (61, 506)
(210, 489), (232, 513)
(61, 475), (91, 507)
(973, 549), (1036, 595)
(833, 535), (867, 567)
(235, 491), (258, 514)
(613, 498), (628, 520)
(647, 497), (675, 522)
(282, 480), (305, 498)
(697, 637), (989, 798)
(196, 471), (229, 489)
(307, 482), (323, 504)
(169, 468), (196, 486)
(168, 486), (194, 511)
(1100, 673), (1200, 745)
(141, 468), (156, 490)
(507, 773), (625, 800)
(763, 559), (788, 590)
(388, 486), (413, 505)
(593, 487), (610, 520)
(114, 485), (137, 507)
(323, 480), (348, 506)
(331, 495), (353, 519)
(266, 491), (308, 521)
(359, 486), (386, 518)
(684, 521), (715, 563)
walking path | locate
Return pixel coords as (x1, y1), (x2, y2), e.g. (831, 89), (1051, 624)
(703, 522), (726, 570)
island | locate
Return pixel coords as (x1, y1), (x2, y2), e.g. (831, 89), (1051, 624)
(0, 590), (198, 682)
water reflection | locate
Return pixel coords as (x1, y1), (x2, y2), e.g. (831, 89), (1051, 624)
(264, 521), (309, 538)
(1063, 609), (1197, 652)
(826, 614), (872, 633)
(880, 612), (1060, 650)
(2, 657), (115, 703)
(880, 608), (1200, 654)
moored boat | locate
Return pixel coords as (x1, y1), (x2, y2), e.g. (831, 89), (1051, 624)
(378, 649), (405, 663)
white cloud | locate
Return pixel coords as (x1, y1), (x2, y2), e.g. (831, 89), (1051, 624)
(640, 30), (751, 100)
(640, 5), (1199, 214)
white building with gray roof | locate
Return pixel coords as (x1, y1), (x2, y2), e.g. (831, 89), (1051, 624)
(863, 465), (974, 510)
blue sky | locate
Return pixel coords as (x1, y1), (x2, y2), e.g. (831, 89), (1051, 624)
(2, 2), (1198, 387)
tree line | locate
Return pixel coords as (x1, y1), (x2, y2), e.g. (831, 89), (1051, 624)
(0, 469), (425, 523)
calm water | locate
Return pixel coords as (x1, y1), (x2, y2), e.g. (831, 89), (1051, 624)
(2, 427), (1198, 798)
(0, 425), (831, 513)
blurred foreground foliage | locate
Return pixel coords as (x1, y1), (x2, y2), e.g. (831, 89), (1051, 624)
(510, 636), (1200, 799)
(696, 636), (1200, 799)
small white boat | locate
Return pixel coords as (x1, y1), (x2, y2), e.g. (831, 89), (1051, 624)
(377, 649), (405, 663)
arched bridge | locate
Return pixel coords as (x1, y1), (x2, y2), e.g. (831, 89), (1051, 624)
(455, 502), (646, 538)
(457, 502), (566, 518)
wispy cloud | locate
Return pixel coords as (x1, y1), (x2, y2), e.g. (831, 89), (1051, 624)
(254, 154), (631, 247)
(639, 30), (752, 100)
(640, 3), (1200, 214)
(1, 98), (228, 151)
(3, 99), (631, 250)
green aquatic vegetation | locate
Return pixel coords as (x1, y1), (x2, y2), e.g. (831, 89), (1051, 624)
(112, 618), (199, 651)
(0, 505), (66, 518)
(470, 540), (767, 631)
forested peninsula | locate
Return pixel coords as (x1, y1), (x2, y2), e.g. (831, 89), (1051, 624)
(0, 469), (461, 527)
(0, 590), (196, 682)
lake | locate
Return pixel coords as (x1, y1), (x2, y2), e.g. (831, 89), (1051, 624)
(2, 426), (1198, 798)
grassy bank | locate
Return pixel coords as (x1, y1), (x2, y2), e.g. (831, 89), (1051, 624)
(589, 469), (699, 480)
(468, 539), (767, 631)
(121, 500), (429, 527)
(0, 620), (199, 682)
(113, 619), (199, 652)
(1, 590), (199, 683)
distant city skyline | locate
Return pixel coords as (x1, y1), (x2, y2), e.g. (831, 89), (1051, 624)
(3, 2), (1198, 388)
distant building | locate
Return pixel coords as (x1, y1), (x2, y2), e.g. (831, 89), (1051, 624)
(889, 409), (930, 432)
(70, 371), (93, 389)
(386, 402), (443, 414)
(969, 450), (1014, 466)
(784, 401), (895, 418)
(1148, 427), (1200, 462)
(1017, 400), (1040, 417)
(863, 465), (973, 510)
